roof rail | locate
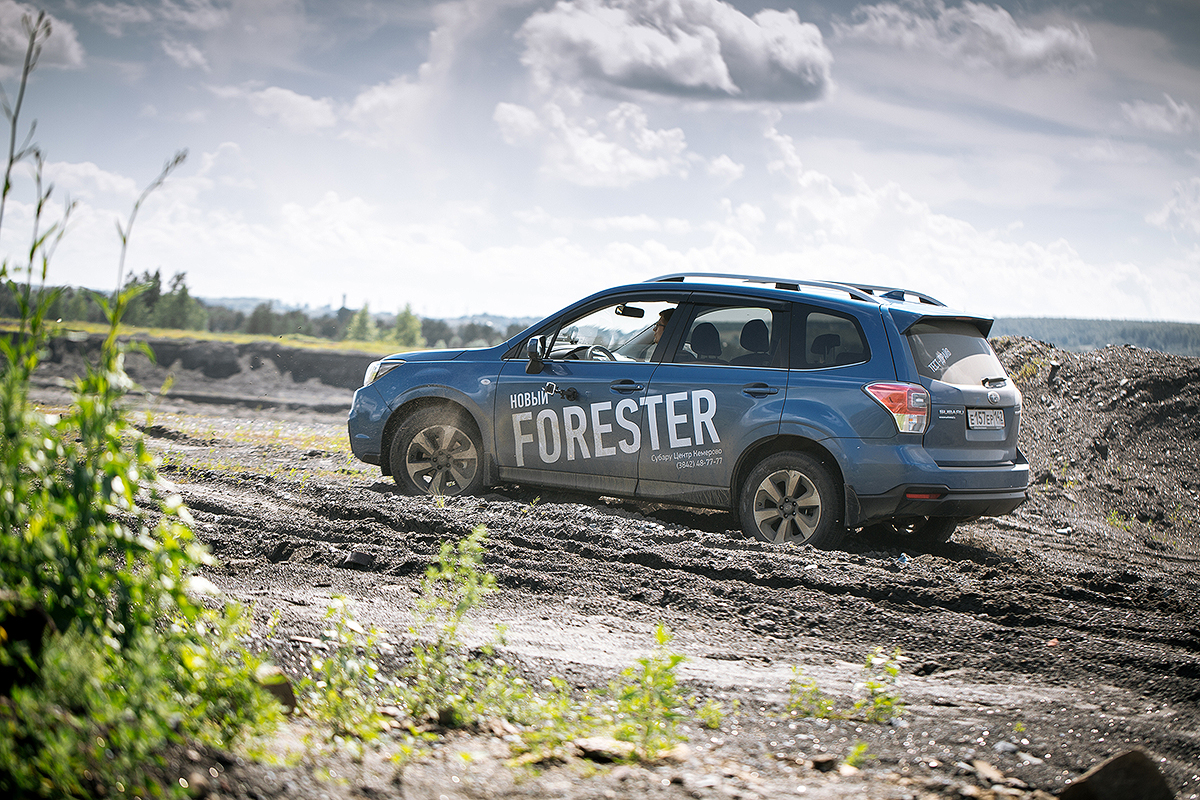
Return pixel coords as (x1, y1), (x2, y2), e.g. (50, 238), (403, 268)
(841, 283), (944, 306)
(647, 272), (945, 306)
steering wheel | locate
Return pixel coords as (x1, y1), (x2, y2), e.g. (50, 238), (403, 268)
(585, 345), (617, 361)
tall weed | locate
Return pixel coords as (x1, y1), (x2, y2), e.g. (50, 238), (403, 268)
(606, 623), (686, 759)
(401, 525), (531, 727)
(0, 13), (276, 796)
(297, 597), (392, 758)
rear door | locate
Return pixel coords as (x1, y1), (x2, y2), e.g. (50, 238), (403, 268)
(636, 299), (790, 506)
(904, 319), (1022, 466)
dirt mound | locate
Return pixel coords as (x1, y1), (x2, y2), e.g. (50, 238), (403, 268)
(34, 332), (378, 412)
(993, 336), (1200, 535)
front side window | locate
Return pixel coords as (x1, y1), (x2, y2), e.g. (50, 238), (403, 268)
(907, 320), (1004, 385)
(548, 300), (678, 362)
(667, 305), (786, 367)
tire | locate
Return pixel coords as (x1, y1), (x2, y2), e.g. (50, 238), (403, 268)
(863, 517), (957, 547)
(738, 451), (844, 548)
(390, 407), (483, 497)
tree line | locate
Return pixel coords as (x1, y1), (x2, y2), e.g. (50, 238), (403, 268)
(10, 275), (1197, 358)
(0, 272), (527, 349)
(991, 318), (1200, 358)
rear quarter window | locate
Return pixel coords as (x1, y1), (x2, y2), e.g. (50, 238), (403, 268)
(907, 320), (1005, 386)
(794, 308), (870, 369)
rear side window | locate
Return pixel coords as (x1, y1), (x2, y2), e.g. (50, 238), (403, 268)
(907, 320), (1005, 386)
(794, 308), (870, 369)
(668, 305), (788, 368)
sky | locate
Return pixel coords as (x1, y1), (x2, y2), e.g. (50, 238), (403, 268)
(1, 0), (1198, 323)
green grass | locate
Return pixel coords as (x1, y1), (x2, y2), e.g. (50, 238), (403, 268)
(1, 316), (409, 356)
(1106, 509), (1133, 531)
(851, 647), (905, 723)
(296, 598), (394, 761)
(786, 666), (837, 718)
(786, 649), (905, 724)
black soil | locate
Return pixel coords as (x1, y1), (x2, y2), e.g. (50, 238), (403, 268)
(30, 335), (1200, 800)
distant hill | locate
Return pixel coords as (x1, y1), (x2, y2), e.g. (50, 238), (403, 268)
(992, 318), (1200, 357)
(200, 297), (335, 315)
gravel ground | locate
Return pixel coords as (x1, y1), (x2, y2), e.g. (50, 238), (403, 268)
(30, 335), (1200, 799)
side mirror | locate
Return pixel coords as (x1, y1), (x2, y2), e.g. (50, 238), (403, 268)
(525, 335), (547, 374)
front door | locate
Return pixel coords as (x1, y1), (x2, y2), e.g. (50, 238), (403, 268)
(494, 297), (680, 496)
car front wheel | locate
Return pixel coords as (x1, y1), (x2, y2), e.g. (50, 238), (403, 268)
(739, 451), (844, 548)
(390, 407), (483, 497)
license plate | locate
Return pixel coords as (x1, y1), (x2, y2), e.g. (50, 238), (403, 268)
(967, 408), (1005, 430)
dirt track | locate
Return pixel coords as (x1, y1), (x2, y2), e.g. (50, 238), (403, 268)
(32, 335), (1200, 799)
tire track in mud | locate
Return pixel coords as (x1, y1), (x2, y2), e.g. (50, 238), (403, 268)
(175, 470), (1200, 713)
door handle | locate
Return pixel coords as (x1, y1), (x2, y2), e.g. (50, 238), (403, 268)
(610, 380), (644, 393)
(743, 383), (779, 398)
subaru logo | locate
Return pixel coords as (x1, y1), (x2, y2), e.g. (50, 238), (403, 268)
(987, 391), (1000, 405)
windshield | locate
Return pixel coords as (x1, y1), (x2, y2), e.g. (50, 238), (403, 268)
(907, 320), (1005, 386)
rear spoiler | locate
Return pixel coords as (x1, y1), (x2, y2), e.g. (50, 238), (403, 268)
(890, 307), (994, 337)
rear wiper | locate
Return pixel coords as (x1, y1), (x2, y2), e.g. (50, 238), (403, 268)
(982, 376), (1007, 388)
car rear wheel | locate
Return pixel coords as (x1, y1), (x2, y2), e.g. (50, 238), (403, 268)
(391, 407), (483, 497)
(739, 452), (844, 548)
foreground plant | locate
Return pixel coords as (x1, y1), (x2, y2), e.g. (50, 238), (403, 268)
(786, 647), (905, 724)
(852, 647), (904, 723)
(787, 665), (836, 719)
(0, 14), (277, 796)
(401, 524), (531, 727)
(607, 623), (687, 759)
(297, 598), (394, 760)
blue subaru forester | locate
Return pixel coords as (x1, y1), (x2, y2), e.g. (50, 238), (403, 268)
(348, 273), (1028, 548)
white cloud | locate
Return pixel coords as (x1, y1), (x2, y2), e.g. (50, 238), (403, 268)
(706, 154), (744, 182)
(80, 2), (155, 36)
(162, 38), (209, 71)
(518, 0), (833, 102)
(835, 0), (1095, 75)
(211, 85), (336, 131)
(495, 101), (691, 187)
(1072, 139), (1148, 164)
(45, 160), (139, 201)
(1147, 177), (1200, 235)
(342, 1), (482, 150)
(342, 75), (434, 149)
(0, 1), (85, 76)
(82, 0), (227, 35)
(584, 214), (665, 232)
(495, 102), (544, 144)
(720, 198), (765, 236)
(158, 0), (230, 32)
(1120, 93), (1198, 135)
(760, 122), (1190, 320)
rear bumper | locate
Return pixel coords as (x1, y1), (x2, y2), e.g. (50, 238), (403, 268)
(847, 484), (1029, 528)
(844, 449), (1030, 528)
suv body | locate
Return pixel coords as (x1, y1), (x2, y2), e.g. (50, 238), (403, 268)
(348, 274), (1028, 547)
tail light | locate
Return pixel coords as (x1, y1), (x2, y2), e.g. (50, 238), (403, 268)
(864, 382), (929, 434)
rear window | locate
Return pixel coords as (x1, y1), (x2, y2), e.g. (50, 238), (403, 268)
(907, 320), (1005, 386)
